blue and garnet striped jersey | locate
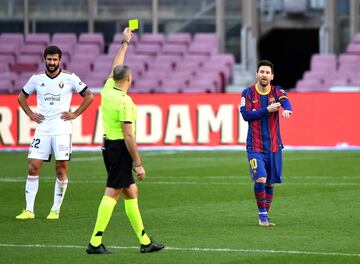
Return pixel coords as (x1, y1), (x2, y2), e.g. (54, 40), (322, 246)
(240, 84), (292, 153)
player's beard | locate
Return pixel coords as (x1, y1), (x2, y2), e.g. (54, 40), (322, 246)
(260, 78), (269, 87)
(46, 63), (59, 73)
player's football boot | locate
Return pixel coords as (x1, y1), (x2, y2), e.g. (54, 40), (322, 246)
(267, 217), (276, 227)
(86, 243), (112, 254)
(15, 210), (35, 219)
(258, 214), (270, 227)
(46, 210), (60, 220)
(140, 241), (165, 253)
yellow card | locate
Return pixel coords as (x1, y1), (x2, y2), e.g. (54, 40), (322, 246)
(129, 19), (139, 30)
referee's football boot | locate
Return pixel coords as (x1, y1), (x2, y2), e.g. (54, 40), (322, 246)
(86, 243), (112, 254)
(15, 210), (35, 220)
(258, 214), (270, 227)
(140, 241), (165, 253)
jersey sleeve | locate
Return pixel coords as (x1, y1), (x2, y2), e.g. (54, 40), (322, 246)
(22, 75), (36, 96)
(71, 73), (88, 94)
(240, 88), (269, 121)
(275, 86), (292, 111)
(119, 96), (133, 123)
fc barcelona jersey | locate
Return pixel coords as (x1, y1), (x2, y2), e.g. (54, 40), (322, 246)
(240, 84), (292, 153)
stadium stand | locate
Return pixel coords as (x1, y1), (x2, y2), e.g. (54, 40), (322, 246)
(295, 35), (360, 92)
(0, 31), (235, 94)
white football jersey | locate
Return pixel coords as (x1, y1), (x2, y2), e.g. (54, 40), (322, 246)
(23, 70), (88, 135)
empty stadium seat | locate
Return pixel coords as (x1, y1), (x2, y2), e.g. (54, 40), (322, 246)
(0, 33), (24, 46)
(135, 43), (161, 57)
(140, 33), (165, 46)
(161, 43), (188, 56)
(0, 44), (19, 61)
(0, 80), (13, 94)
(25, 33), (50, 46)
(79, 33), (105, 52)
(52, 33), (77, 46)
(166, 33), (191, 46)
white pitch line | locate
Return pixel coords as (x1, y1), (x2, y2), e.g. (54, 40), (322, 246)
(0, 243), (358, 258)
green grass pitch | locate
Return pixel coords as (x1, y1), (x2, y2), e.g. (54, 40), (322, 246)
(0, 150), (359, 264)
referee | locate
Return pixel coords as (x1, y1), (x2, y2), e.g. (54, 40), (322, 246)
(86, 27), (164, 254)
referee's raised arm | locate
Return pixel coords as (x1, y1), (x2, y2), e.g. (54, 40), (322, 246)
(111, 27), (132, 74)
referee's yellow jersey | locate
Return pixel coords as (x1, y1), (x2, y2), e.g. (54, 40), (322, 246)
(100, 77), (137, 140)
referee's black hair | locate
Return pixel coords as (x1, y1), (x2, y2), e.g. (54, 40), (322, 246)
(44, 45), (62, 60)
(113, 64), (131, 81)
(257, 60), (274, 74)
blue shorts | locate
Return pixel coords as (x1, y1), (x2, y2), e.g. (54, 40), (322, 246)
(247, 151), (283, 184)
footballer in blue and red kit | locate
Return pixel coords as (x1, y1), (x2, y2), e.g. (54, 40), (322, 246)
(240, 60), (292, 227)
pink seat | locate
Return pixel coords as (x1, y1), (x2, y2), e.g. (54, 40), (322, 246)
(52, 33), (77, 45)
(185, 79), (217, 93)
(166, 33), (191, 46)
(124, 54), (151, 70)
(147, 60), (174, 71)
(79, 33), (104, 52)
(132, 79), (160, 93)
(0, 44), (19, 61)
(135, 43), (161, 57)
(84, 76), (107, 88)
(310, 54), (337, 72)
(0, 72), (18, 85)
(161, 79), (188, 93)
(0, 62), (9, 73)
(0, 54), (16, 65)
(25, 33), (50, 46)
(346, 43), (360, 54)
(66, 62), (91, 80)
(140, 33), (165, 46)
(189, 43), (217, 55)
(201, 63), (231, 87)
(0, 33), (24, 46)
(20, 44), (45, 57)
(74, 44), (101, 56)
(0, 80), (13, 93)
(162, 43), (188, 56)
(17, 54), (42, 64)
(193, 33), (219, 50)
(302, 71), (325, 84)
(207, 54), (236, 72)
(295, 79), (324, 92)
(93, 61), (112, 74)
(107, 42), (136, 55)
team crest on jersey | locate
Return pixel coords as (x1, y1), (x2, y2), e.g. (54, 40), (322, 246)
(59, 82), (64, 89)
(269, 97), (276, 104)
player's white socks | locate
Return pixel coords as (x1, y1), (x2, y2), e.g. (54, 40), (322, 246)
(25, 175), (39, 213)
(51, 178), (68, 212)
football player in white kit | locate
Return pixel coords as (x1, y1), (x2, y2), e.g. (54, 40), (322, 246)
(16, 45), (94, 220)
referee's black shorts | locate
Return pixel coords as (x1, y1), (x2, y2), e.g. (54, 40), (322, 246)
(102, 139), (135, 188)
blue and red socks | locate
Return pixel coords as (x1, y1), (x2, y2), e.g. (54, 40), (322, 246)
(265, 184), (273, 212)
(254, 181), (267, 216)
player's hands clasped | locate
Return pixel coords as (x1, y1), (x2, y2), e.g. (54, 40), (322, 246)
(267, 102), (281, 113)
(29, 112), (45, 123)
(123, 27), (133, 43)
(61, 111), (78, 121)
(134, 165), (145, 181)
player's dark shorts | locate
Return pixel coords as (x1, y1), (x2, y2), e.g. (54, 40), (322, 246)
(247, 150), (283, 184)
(102, 139), (135, 188)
